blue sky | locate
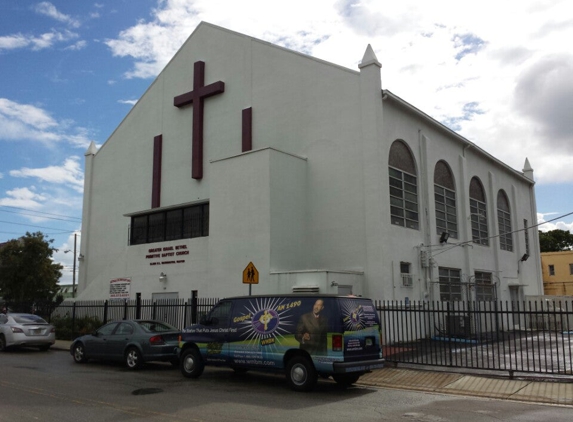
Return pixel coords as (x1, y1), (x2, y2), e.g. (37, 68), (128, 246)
(1, 0), (572, 285)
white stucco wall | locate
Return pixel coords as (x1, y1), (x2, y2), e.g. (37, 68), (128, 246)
(77, 22), (542, 303)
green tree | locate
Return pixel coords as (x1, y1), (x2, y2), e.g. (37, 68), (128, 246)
(539, 229), (573, 252)
(0, 232), (63, 304)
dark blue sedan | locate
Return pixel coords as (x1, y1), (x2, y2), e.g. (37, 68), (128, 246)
(70, 320), (181, 369)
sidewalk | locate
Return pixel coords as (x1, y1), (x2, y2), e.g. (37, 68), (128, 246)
(54, 340), (573, 405)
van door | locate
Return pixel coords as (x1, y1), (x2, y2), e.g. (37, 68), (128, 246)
(339, 298), (381, 362)
(202, 300), (232, 363)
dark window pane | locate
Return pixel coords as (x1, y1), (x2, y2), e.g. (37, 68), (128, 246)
(129, 202), (209, 246)
(166, 209), (183, 241)
(131, 216), (148, 245)
(203, 204), (209, 236)
(389, 141), (416, 173)
(390, 187), (403, 199)
(148, 213), (165, 243)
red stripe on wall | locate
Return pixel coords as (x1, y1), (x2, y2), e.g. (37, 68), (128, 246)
(242, 107), (252, 152)
(152, 135), (162, 208)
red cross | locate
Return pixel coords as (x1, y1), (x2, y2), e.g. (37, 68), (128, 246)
(174, 61), (225, 180)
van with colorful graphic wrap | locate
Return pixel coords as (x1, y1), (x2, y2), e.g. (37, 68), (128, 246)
(177, 295), (385, 391)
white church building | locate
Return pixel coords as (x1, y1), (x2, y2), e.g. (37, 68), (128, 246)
(77, 22), (543, 303)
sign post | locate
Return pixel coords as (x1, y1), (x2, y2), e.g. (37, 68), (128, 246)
(242, 262), (259, 296)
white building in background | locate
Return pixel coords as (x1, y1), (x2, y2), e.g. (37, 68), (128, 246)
(77, 22), (543, 303)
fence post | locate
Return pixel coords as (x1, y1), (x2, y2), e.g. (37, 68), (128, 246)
(136, 294), (141, 319)
(103, 300), (108, 324)
(123, 299), (128, 320)
(191, 291), (198, 324)
(183, 299), (188, 329)
(446, 301), (453, 366)
(71, 302), (77, 340)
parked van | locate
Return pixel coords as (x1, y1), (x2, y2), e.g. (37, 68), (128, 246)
(177, 294), (384, 391)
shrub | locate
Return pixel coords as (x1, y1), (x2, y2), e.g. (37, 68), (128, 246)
(51, 315), (103, 340)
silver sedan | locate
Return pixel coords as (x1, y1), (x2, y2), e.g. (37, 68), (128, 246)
(0, 313), (56, 351)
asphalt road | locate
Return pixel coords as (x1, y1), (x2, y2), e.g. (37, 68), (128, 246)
(1, 348), (573, 422)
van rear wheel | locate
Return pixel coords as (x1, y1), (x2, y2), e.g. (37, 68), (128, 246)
(332, 373), (361, 387)
(286, 356), (317, 392)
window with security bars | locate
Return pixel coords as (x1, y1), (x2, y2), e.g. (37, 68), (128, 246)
(439, 267), (462, 301)
(389, 168), (419, 229)
(434, 161), (457, 238)
(549, 265), (555, 276)
(469, 177), (488, 246)
(388, 140), (419, 230)
(400, 262), (412, 287)
(130, 203), (209, 245)
(497, 191), (513, 251)
(570, 263), (573, 275)
(474, 271), (495, 301)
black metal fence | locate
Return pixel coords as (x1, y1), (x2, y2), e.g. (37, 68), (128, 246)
(377, 299), (573, 379)
(23, 297), (219, 339)
(7, 296), (573, 378)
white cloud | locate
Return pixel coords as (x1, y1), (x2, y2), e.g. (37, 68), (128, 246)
(33, 2), (81, 28)
(0, 187), (47, 210)
(64, 40), (87, 51)
(538, 212), (573, 233)
(118, 99), (138, 105)
(10, 157), (84, 193)
(0, 29), (79, 51)
(0, 98), (93, 148)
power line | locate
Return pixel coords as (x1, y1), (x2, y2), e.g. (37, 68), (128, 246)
(0, 205), (81, 221)
(0, 220), (77, 233)
(0, 208), (81, 222)
(431, 210), (573, 257)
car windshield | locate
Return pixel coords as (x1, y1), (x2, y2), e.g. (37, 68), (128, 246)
(137, 321), (177, 333)
(13, 314), (48, 324)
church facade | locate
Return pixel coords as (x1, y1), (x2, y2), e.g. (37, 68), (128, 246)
(77, 22), (543, 303)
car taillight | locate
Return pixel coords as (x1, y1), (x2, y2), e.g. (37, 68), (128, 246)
(332, 334), (343, 352)
(50, 328), (56, 333)
(149, 335), (165, 345)
(11, 327), (24, 333)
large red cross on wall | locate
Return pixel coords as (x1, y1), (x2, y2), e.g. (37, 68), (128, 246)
(174, 61), (225, 180)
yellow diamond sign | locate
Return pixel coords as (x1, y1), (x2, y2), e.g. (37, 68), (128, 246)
(243, 262), (259, 284)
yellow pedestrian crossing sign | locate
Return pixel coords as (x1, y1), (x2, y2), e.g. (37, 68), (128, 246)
(243, 262), (259, 284)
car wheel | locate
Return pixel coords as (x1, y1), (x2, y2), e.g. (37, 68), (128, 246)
(0, 335), (6, 352)
(286, 356), (317, 392)
(72, 343), (88, 363)
(38, 345), (50, 352)
(180, 348), (204, 378)
(332, 373), (361, 387)
(125, 347), (143, 370)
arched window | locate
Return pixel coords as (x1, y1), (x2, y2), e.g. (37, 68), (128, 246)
(434, 161), (457, 238)
(389, 140), (419, 229)
(497, 190), (513, 251)
(469, 177), (488, 246)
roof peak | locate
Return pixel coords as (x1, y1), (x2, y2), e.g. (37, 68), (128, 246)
(359, 44), (381, 69)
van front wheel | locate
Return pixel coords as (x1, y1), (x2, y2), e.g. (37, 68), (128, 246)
(286, 356), (317, 392)
(180, 348), (204, 378)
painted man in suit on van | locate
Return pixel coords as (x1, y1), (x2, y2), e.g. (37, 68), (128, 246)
(295, 299), (328, 355)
